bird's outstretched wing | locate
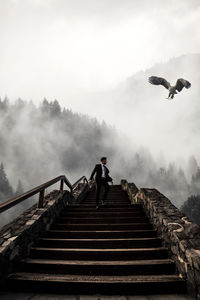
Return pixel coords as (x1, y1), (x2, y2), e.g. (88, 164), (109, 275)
(175, 78), (191, 92)
(148, 76), (170, 90)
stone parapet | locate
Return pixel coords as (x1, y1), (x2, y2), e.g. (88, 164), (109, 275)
(121, 179), (200, 300)
(0, 189), (74, 286)
(121, 179), (139, 202)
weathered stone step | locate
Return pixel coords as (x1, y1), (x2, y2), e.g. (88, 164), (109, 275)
(86, 195), (129, 198)
(82, 200), (130, 205)
(36, 237), (162, 249)
(44, 229), (157, 239)
(84, 197), (129, 200)
(51, 222), (153, 230)
(19, 258), (175, 275)
(30, 247), (168, 260)
(86, 197), (128, 199)
(63, 206), (143, 212)
(56, 216), (149, 224)
(63, 208), (144, 213)
(7, 273), (186, 295)
(65, 204), (140, 209)
(84, 198), (130, 200)
(60, 211), (146, 217)
(83, 202), (131, 205)
(85, 195), (128, 197)
(85, 197), (129, 200)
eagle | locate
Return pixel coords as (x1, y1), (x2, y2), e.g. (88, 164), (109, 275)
(148, 76), (191, 99)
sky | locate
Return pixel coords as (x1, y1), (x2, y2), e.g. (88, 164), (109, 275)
(0, 0), (200, 162)
(0, 0), (200, 97)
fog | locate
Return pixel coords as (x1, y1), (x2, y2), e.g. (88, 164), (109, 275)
(0, 0), (200, 161)
(0, 1), (200, 225)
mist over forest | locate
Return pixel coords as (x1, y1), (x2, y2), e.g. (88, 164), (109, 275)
(83, 53), (200, 162)
(1, 52), (200, 227)
(1, 78), (200, 227)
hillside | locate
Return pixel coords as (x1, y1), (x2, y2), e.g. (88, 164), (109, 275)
(0, 98), (198, 208)
(1, 53), (200, 224)
(99, 53), (200, 163)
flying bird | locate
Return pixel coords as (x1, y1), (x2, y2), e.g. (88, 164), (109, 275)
(148, 76), (191, 99)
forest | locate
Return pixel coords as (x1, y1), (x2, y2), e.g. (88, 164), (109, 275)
(0, 97), (200, 226)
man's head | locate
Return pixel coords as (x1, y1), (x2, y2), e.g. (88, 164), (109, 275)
(101, 157), (107, 165)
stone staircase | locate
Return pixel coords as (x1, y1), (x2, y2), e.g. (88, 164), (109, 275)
(7, 185), (186, 295)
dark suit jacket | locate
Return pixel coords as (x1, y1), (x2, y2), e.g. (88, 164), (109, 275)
(90, 164), (112, 182)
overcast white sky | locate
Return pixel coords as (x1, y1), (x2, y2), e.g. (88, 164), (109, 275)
(1, 0), (200, 162)
(0, 0), (200, 101)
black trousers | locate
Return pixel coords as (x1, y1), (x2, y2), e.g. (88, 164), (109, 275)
(95, 178), (110, 206)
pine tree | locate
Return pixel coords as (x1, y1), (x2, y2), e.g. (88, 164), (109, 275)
(191, 168), (200, 195)
(50, 99), (61, 117)
(15, 179), (24, 196)
(0, 163), (13, 201)
(181, 195), (200, 226)
(188, 156), (198, 179)
(0, 97), (9, 112)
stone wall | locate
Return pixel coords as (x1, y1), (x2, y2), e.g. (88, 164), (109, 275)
(121, 179), (200, 300)
(73, 182), (91, 204)
(0, 182), (89, 287)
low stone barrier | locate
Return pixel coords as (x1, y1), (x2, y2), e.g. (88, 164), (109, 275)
(121, 179), (200, 300)
(121, 179), (139, 201)
(73, 182), (91, 204)
(0, 182), (90, 287)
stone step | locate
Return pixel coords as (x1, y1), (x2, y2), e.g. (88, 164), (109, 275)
(83, 202), (131, 205)
(44, 229), (158, 239)
(19, 258), (176, 276)
(85, 195), (129, 197)
(84, 198), (130, 200)
(84, 197), (130, 200)
(55, 216), (149, 224)
(63, 206), (143, 212)
(84, 193), (130, 201)
(51, 222), (153, 231)
(60, 211), (146, 217)
(30, 247), (169, 260)
(83, 200), (130, 203)
(36, 237), (162, 249)
(7, 273), (186, 295)
(85, 197), (129, 200)
(63, 208), (144, 213)
(65, 204), (141, 209)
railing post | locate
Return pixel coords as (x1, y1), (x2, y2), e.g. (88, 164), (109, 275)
(60, 179), (64, 191)
(38, 189), (45, 208)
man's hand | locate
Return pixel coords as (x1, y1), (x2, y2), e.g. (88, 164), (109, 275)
(88, 180), (93, 185)
(111, 181), (114, 185)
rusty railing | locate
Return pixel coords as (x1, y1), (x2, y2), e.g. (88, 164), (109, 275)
(0, 175), (88, 213)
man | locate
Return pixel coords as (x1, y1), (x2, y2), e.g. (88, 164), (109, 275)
(88, 157), (113, 209)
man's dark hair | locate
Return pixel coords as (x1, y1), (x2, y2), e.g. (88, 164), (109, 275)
(101, 157), (107, 162)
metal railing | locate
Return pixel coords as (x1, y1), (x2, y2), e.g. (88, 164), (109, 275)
(0, 175), (88, 213)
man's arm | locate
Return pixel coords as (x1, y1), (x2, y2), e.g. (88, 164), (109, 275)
(105, 167), (112, 182)
(107, 175), (113, 182)
(89, 164), (97, 181)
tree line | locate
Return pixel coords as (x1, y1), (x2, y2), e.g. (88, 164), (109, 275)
(0, 162), (24, 202)
(0, 97), (199, 226)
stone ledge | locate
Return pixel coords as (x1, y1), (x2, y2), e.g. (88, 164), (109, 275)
(0, 189), (73, 286)
(0, 180), (90, 287)
(121, 179), (200, 300)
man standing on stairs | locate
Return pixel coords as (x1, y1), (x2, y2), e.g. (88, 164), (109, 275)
(88, 157), (113, 209)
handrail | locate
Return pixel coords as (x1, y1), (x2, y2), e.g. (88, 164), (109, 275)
(72, 176), (88, 189)
(0, 175), (88, 214)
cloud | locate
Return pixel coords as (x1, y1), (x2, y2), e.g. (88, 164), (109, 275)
(0, 0), (200, 164)
(0, 0), (200, 97)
